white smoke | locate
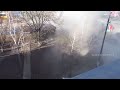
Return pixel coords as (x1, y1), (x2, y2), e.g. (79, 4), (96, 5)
(57, 11), (120, 65)
(60, 11), (102, 56)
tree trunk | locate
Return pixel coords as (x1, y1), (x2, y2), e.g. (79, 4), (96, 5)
(23, 43), (31, 79)
(17, 47), (22, 74)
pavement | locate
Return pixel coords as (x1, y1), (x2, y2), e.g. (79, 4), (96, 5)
(71, 59), (120, 79)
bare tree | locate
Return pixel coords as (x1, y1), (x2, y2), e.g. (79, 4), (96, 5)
(0, 11), (64, 79)
(20, 11), (62, 46)
(6, 11), (26, 75)
(19, 11), (63, 79)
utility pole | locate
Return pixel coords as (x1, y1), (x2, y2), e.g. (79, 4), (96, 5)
(97, 11), (112, 67)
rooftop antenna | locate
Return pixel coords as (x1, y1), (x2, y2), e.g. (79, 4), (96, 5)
(97, 11), (112, 67)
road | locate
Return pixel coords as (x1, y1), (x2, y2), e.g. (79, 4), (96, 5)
(72, 59), (120, 79)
